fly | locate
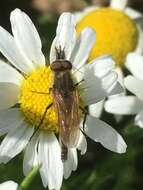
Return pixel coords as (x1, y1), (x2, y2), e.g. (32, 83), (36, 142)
(50, 47), (81, 162)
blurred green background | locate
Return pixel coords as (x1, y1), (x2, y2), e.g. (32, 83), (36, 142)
(0, 0), (143, 190)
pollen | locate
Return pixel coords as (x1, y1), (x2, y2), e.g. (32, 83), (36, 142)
(76, 8), (138, 66)
(19, 66), (58, 132)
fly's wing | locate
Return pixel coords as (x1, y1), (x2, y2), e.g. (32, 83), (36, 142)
(53, 89), (80, 148)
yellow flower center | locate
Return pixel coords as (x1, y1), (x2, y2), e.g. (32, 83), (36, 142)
(76, 7), (138, 66)
(19, 66), (58, 132)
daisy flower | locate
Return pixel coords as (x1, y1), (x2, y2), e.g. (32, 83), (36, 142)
(74, 0), (143, 117)
(105, 53), (143, 128)
(0, 181), (18, 190)
(0, 8), (126, 190)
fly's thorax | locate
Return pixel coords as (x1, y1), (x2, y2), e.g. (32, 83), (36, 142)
(52, 62), (75, 94)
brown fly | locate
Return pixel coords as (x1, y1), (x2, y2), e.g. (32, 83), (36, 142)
(30, 47), (84, 162)
(50, 47), (81, 162)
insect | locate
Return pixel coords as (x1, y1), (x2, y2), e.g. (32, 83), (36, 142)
(50, 47), (81, 162)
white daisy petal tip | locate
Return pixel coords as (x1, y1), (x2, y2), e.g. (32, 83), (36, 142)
(0, 181), (18, 190)
(71, 27), (96, 69)
(125, 7), (142, 19)
(23, 133), (39, 176)
(110, 0), (128, 10)
(135, 111), (143, 128)
(64, 149), (78, 179)
(77, 132), (87, 155)
(60, 12), (74, 19)
(55, 12), (77, 61)
(82, 27), (96, 45)
(124, 76), (143, 101)
(125, 53), (143, 80)
(10, 7), (45, 68)
(38, 132), (63, 190)
(81, 116), (127, 154)
(116, 137), (127, 154)
(0, 123), (34, 164)
(10, 8), (21, 15)
(105, 96), (143, 115)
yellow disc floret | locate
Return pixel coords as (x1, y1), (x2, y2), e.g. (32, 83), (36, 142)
(76, 8), (138, 66)
(19, 67), (58, 132)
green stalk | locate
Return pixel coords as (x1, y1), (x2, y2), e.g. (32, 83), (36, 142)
(18, 165), (41, 190)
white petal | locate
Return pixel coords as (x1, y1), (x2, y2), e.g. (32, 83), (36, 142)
(102, 72), (118, 94)
(105, 96), (143, 115)
(124, 76), (143, 101)
(78, 57), (122, 102)
(71, 27), (96, 69)
(10, 9), (45, 67)
(125, 7), (142, 19)
(126, 53), (143, 80)
(0, 122), (34, 163)
(54, 12), (76, 60)
(38, 132), (63, 189)
(80, 64), (118, 105)
(72, 66), (84, 85)
(64, 148), (78, 179)
(110, 0), (128, 10)
(0, 26), (34, 73)
(135, 110), (143, 128)
(76, 132), (87, 155)
(0, 181), (18, 190)
(0, 108), (23, 135)
(81, 116), (127, 153)
(109, 82), (124, 96)
(49, 37), (57, 64)
(88, 100), (104, 118)
(0, 60), (23, 85)
(135, 25), (143, 55)
(109, 67), (125, 97)
(114, 67), (124, 87)
(88, 55), (115, 78)
(23, 133), (39, 176)
(0, 83), (20, 110)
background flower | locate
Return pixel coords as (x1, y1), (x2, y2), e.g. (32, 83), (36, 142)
(0, 1), (143, 190)
(74, 0), (143, 120)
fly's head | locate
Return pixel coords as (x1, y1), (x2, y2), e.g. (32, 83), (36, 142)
(50, 46), (72, 72)
(50, 60), (72, 72)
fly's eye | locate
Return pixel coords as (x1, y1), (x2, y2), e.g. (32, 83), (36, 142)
(50, 61), (61, 71)
(62, 61), (72, 70)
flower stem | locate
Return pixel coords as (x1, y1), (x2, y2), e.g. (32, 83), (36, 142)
(18, 165), (41, 190)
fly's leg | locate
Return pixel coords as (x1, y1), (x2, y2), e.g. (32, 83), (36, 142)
(83, 112), (88, 132)
(74, 79), (84, 87)
(30, 103), (53, 140)
(79, 106), (88, 132)
(31, 87), (52, 95)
